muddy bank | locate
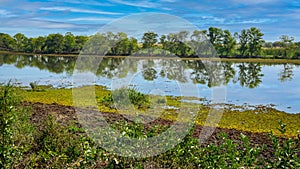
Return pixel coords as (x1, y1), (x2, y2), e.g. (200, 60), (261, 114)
(22, 101), (296, 161)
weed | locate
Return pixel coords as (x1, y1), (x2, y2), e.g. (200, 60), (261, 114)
(29, 81), (38, 91)
(267, 120), (300, 168)
(0, 81), (21, 168)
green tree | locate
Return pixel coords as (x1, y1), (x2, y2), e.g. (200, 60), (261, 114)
(142, 32), (158, 56)
(13, 33), (28, 52)
(128, 37), (138, 55)
(207, 27), (223, 54)
(74, 35), (89, 53)
(220, 30), (236, 57)
(64, 32), (76, 53)
(163, 31), (193, 57)
(235, 28), (264, 57)
(279, 35), (296, 58)
(160, 35), (167, 46)
(159, 35), (167, 56)
(166, 33), (177, 55)
(247, 27), (264, 57)
(31, 36), (46, 53)
(112, 32), (129, 55)
(0, 33), (16, 51)
(44, 33), (64, 54)
(177, 31), (192, 57)
(190, 30), (210, 57)
(235, 29), (249, 57)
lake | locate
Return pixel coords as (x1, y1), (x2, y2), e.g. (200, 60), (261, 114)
(1, 54), (300, 114)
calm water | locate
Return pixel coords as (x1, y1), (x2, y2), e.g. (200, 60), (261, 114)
(1, 54), (300, 114)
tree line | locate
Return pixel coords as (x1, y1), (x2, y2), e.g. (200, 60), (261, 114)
(1, 27), (300, 58)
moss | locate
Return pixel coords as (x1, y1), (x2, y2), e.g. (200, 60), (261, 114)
(18, 85), (300, 137)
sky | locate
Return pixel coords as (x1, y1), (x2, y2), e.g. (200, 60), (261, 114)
(0, 0), (300, 41)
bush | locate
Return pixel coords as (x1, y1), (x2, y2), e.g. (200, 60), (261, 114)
(101, 87), (150, 110)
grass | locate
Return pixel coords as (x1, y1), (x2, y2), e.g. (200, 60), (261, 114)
(18, 85), (300, 137)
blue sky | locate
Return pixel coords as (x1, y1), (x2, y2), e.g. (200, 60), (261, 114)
(0, 0), (299, 41)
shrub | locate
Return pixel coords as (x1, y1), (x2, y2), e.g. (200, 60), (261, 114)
(101, 87), (150, 110)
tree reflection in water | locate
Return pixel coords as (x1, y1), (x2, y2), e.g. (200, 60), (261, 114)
(0, 54), (297, 89)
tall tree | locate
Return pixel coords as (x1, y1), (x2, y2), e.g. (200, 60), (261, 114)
(31, 36), (45, 53)
(0, 33), (16, 51)
(220, 30), (236, 57)
(142, 32), (158, 56)
(111, 32), (129, 55)
(177, 31), (192, 57)
(207, 27), (223, 54)
(13, 33), (28, 52)
(247, 27), (264, 57)
(74, 35), (89, 53)
(235, 27), (264, 57)
(64, 32), (76, 53)
(159, 35), (167, 56)
(44, 33), (64, 54)
(190, 30), (210, 57)
(160, 35), (166, 46)
(279, 35), (296, 58)
(128, 37), (138, 55)
(235, 29), (249, 57)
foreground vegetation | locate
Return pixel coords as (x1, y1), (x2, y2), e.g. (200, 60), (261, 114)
(1, 83), (300, 168)
(1, 27), (300, 58)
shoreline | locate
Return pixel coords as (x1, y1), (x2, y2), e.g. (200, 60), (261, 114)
(15, 85), (300, 137)
(2, 51), (300, 64)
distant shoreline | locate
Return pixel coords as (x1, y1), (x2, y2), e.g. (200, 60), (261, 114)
(1, 51), (300, 64)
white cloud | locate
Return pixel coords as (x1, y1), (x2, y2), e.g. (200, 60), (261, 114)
(0, 18), (93, 30)
(52, 0), (113, 7)
(109, 0), (158, 8)
(231, 0), (279, 5)
(200, 16), (226, 23)
(0, 9), (16, 17)
(68, 17), (113, 22)
(277, 9), (300, 19)
(4, 19), (75, 29)
(160, 0), (176, 2)
(239, 19), (272, 24)
(226, 18), (276, 25)
(40, 7), (123, 15)
(0, 9), (9, 15)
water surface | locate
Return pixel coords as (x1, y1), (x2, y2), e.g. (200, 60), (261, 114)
(0, 54), (299, 114)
